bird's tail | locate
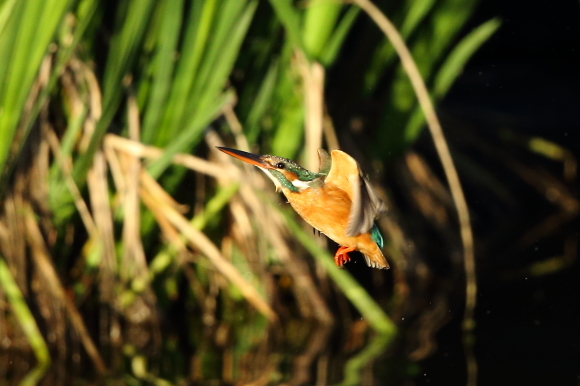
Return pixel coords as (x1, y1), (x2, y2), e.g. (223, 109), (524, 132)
(362, 246), (389, 269)
(363, 224), (389, 269)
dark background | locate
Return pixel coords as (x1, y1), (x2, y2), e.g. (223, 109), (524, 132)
(421, 0), (580, 385)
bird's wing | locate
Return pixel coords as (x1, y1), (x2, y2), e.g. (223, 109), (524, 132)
(324, 150), (384, 237)
(317, 149), (332, 174)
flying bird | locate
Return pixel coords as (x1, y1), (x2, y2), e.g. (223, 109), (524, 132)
(217, 147), (389, 269)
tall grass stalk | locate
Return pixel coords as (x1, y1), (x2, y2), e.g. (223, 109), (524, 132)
(0, 258), (50, 385)
(0, 0), (73, 189)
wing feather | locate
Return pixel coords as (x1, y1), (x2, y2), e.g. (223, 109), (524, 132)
(317, 149), (332, 174)
(324, 150), (384, 237)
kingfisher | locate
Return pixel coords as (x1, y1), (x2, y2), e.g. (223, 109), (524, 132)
(217, 147), (389, 269)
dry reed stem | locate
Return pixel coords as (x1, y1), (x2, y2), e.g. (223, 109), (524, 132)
(2, 187), (28, 291)
(147, 191), (187, 253)
(46, 128), (99, 240)
(406, 152), (453, 206)
(406, 152), (452, 226)
(104, 134), (228, 179)
(508, 159), (580, 247)
(32, 126), (51, 232)
(78, 59), (102, 153)
(230, 198), (255, 242)
(60, 67), (84, 125)
(222, 104), (251, 152)
(106, 130), (330, 324)
(24, 206), (107, 374)
(139, 171), (277, 321)
(352, 0), (477, 383)
(322, 112), (340, 152)
(290, 324), (333, 386)
(86, 149), (121, 352)
(240, 358), (280, 386)
(296, 52), (325, 170)
(16, 54), (52, 142)
(103, 136), (128, 203)
(121, 93), (148, 281)
(376, 196), (411, 319)
(87, 151), (117, 290)
(408, 296), (450, 360)
(563, 152), (577, 181)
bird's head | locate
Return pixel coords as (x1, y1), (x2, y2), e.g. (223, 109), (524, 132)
(217, 147), (323, 192)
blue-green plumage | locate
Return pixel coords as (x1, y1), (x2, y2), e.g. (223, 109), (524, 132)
(370, 224), (384, 249)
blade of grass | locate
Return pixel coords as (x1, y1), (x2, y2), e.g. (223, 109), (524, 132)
(428, 0), (478, 57)
(283, 209), (396, 336)
(0, 257), (50, 385)
(141, 0), (184, 144)
(20, 0), (99, 161)
(400, 0), (436, 37)
(25, 206), (107, 374)
(148, 1), (257, 177)
(302, 0), (343, 59)
(336, 333), (392, 386)
(190, 182), (240, 230)
(364, 0), (435, 91)
(0, 0), (17, 39)
(149, 182), (240, 278)
(188, 0), (257, 112)
(147, 90), (236, 179)
(433, 18), (500, 97)
(403, 17), (501, 143)
(154, 0), (218, 145)
(244, 59), (279, 143)
(73, 0), (156, 187)
(374, 0), (482, 155)
(319, 6), (360, 66)
(268, 0), (306, 53)
(140, 171), (277, 321)
(271, 97), (304, 159)
(0, 0), (74, 185)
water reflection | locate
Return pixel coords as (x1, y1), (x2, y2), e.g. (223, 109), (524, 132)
(6, 296), (399, 385)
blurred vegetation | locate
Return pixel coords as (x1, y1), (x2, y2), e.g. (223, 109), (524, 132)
(4, 0), (575, 385)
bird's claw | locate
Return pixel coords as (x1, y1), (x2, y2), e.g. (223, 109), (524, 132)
(334, 246), (355, 268)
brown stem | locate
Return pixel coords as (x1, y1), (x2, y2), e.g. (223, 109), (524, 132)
(351, 0), (478, 384)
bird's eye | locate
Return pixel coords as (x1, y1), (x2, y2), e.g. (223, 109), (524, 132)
(275, 162), (285, 169)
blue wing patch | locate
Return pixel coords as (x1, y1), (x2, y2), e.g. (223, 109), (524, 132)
(370, 224), (384, 249)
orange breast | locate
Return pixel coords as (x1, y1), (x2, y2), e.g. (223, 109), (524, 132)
(284, 183), (356, 246)
(283, 183), (387, 268)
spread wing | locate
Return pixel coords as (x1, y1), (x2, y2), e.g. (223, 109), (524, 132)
(324, 150), (384, 237)
(317, 149), (332, 174)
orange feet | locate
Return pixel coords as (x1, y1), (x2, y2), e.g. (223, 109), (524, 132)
(334, 246), (355, 267)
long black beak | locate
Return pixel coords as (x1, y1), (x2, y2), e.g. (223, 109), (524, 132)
(216, 147), (274, 169)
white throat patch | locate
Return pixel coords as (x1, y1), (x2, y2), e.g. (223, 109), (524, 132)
(290, 179), (311, 191)
(257, 167), (312, 192)
(258, 167), (282, 191)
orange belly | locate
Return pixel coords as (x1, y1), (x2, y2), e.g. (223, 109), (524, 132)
(283, 184), (375, 251)
(282, 183), (388, 268)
